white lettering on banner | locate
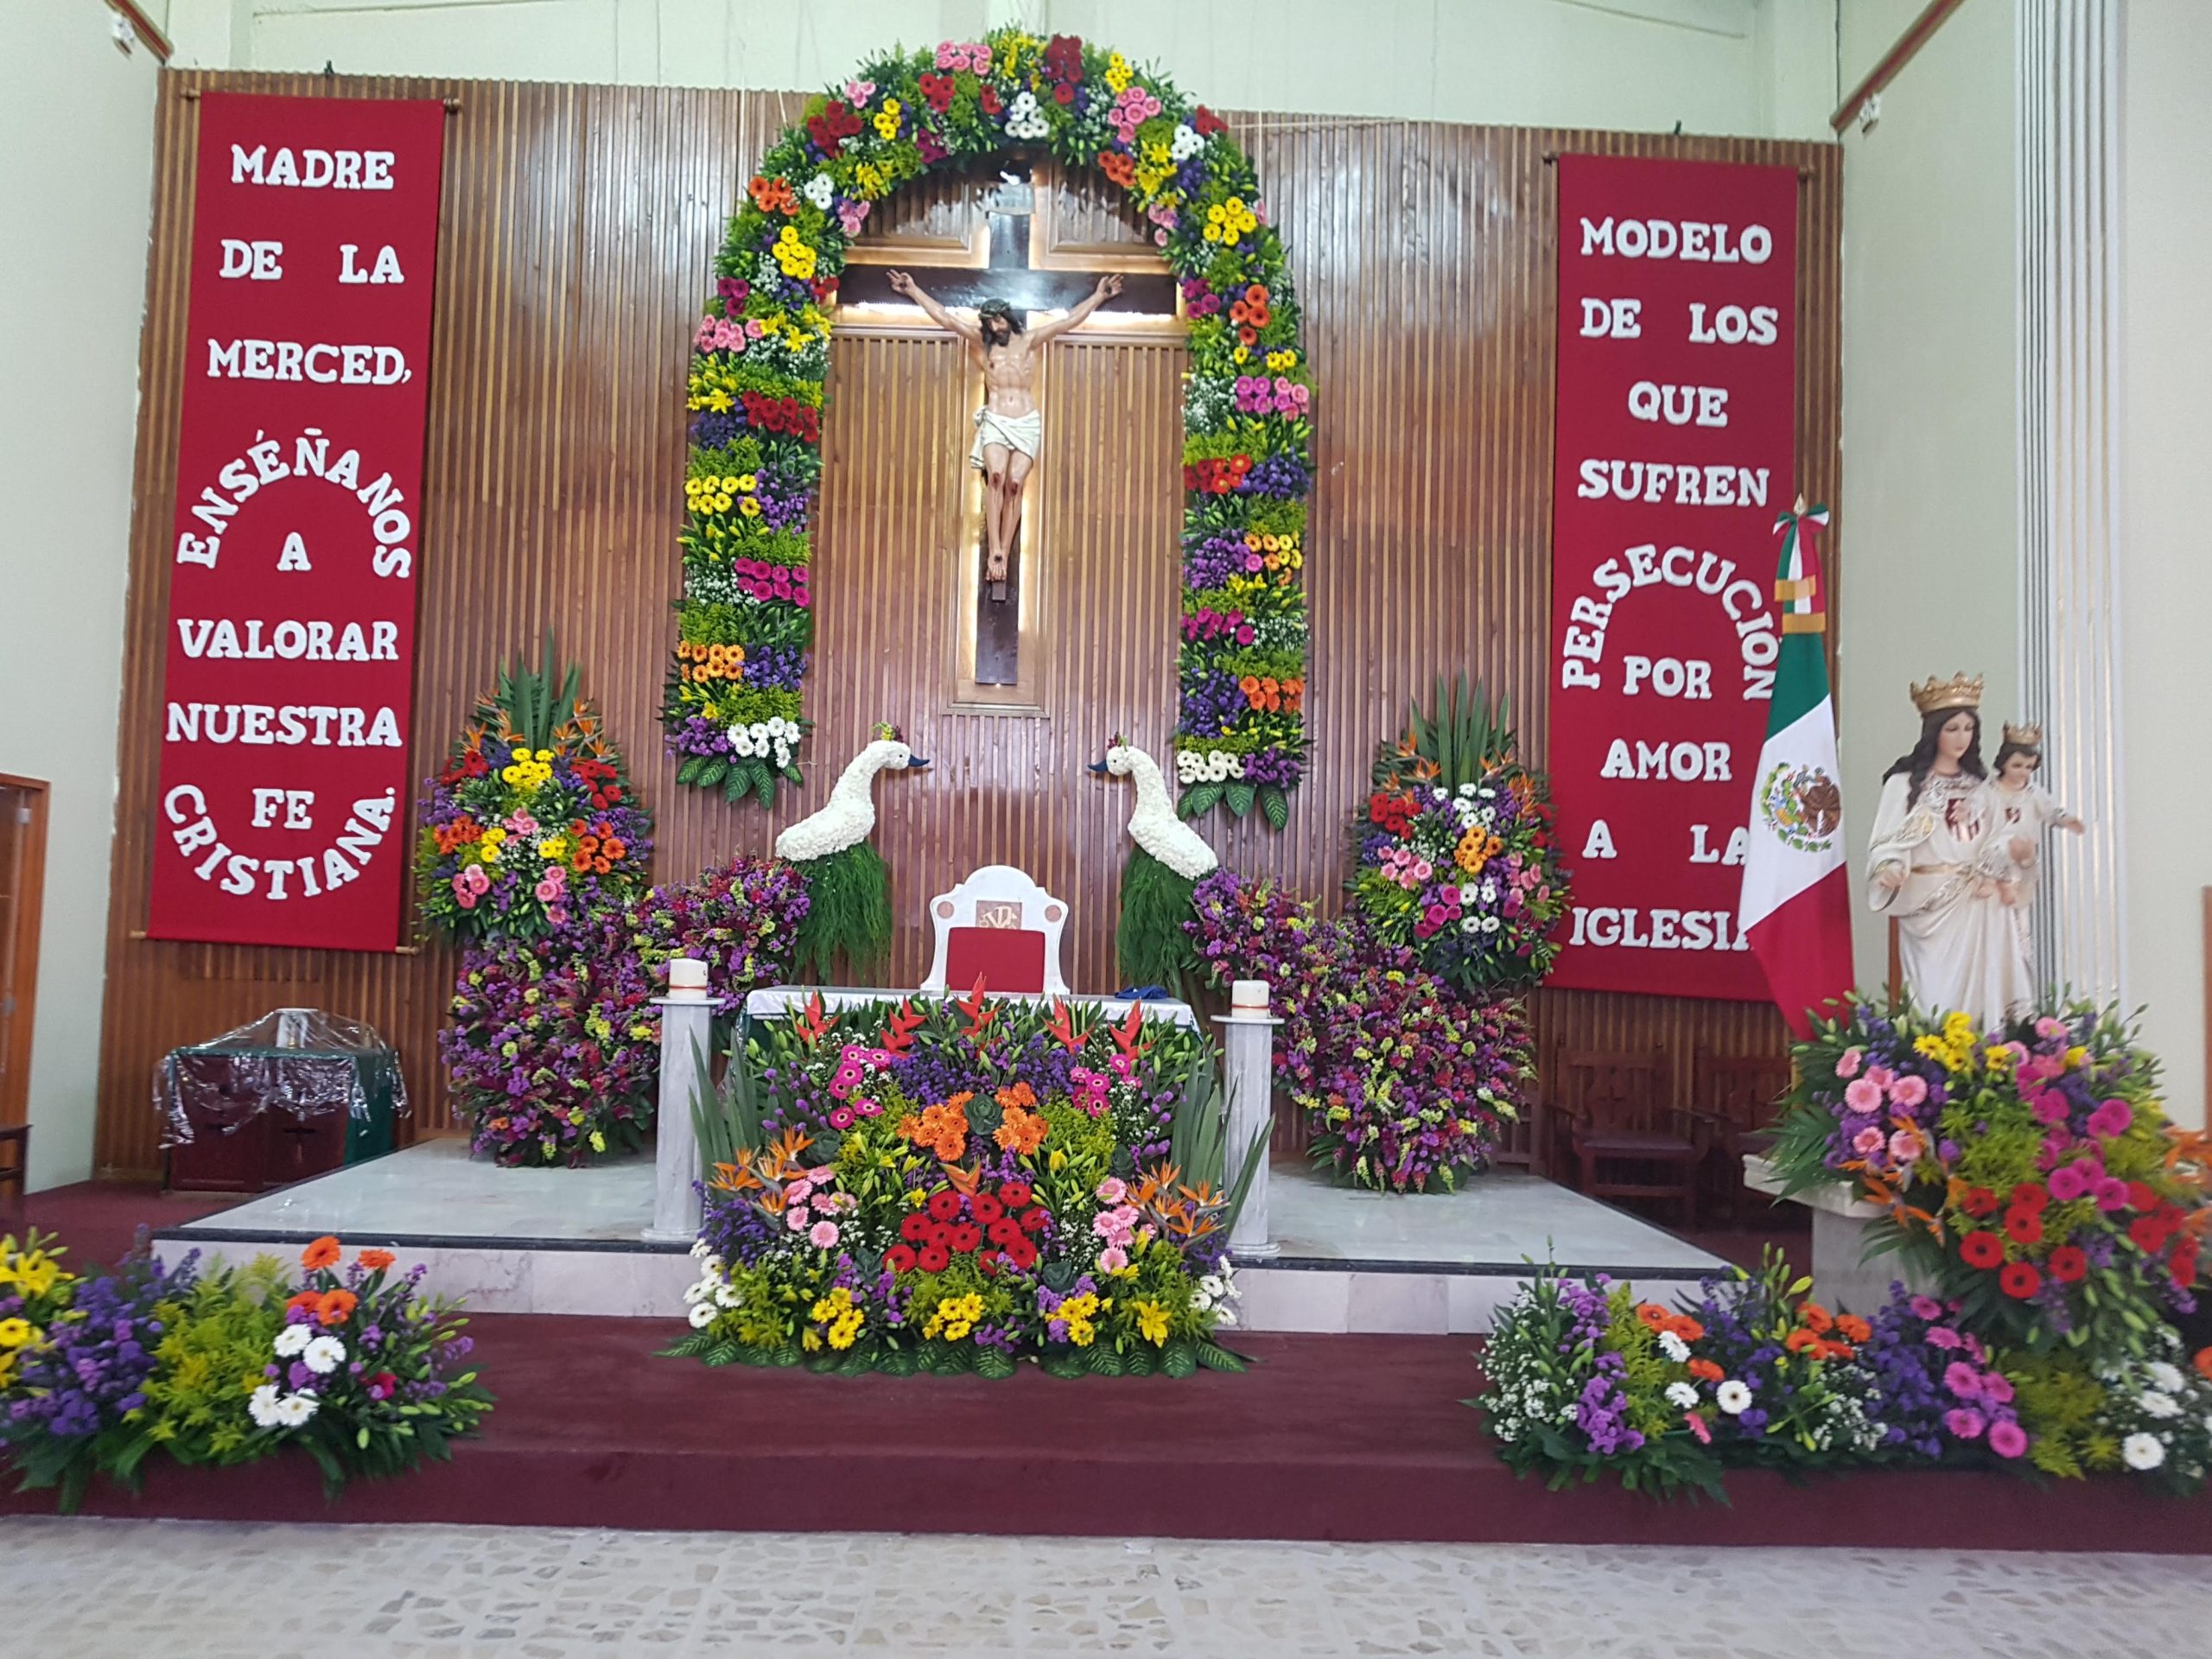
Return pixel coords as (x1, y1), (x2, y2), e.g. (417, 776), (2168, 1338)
(1567, 907), (1751, 951)
(1687, 303), (1779, 346)
(250, 788), (316, 830)
(1688, 823), (1750, 866)
(171, 426), (414, 580)
(1626, 381), (1729, 428)
(1573, 459), (1770, 507)
(1579, 297), (1643, 338)
(338, 244), (406, 284)
(163, 784), (397, 901)
(1621, 656), (1712, 699)
(218, 239), (284, 280)
(164, 702), (405, 747)
(1555, 543), (1777, 697)
(1598, 738), (1733, 782)
(207, 339), (412, 385)
(1579, 216), (1773, 264)
(228, 144), (396, 190)
(1581, 819), (1618, 860)
(175, 618), (398, 661)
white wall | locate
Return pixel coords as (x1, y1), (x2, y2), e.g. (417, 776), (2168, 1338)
(2120, 0), (2212, 1124)
(0, 2), (160, 1187)
(1834, 0), (2019, 988)
(164, 0), (1840, 138)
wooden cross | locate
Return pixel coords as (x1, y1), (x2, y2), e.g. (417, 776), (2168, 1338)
(842, 168), (1175, 685)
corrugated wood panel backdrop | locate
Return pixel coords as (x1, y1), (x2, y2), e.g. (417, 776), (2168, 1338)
(97, 71), (1842, 1177)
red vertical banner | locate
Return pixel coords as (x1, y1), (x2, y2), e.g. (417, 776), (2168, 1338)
(148, 94), (446, 950)
(1546, 156), (1799, 998)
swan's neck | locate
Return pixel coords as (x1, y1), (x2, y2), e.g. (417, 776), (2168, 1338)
(829, 750), (893, 813)
(1122, 751), (1173, 819)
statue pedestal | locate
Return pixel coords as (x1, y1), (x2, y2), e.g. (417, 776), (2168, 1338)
(1742, 1154), (1937, 1313)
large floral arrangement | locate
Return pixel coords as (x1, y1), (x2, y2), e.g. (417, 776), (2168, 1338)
(1478, 1255), (2212, 1499)
(672, 30), (1312, 823)
(671, 992), (1250, 1377)
(417, 639), (652, 944)
(1, 1232), (490, 1510)
(1184, 870), (1535, 1192)
(441, 853), (809, 1166)
(1349, 677), (1569, 991)
(1767, 1000), (2206, 1361)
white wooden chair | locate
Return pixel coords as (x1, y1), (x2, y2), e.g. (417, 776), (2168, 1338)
(919, 864), (1071, 997)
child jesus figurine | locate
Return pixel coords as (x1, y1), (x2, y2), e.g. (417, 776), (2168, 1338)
(1989, 721), (2086, 945)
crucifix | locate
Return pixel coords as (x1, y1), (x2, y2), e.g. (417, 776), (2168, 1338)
(842, 169), (1175, 685)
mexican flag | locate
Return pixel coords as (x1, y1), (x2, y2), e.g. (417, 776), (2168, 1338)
(1738, 501), (1855, 1037)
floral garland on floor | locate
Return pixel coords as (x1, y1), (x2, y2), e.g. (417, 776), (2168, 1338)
(1478, 1255), (2212, 1498)
(0, 1233), (490, 1511)
(1184, 870), (1535, 1192)
(440, 853), (810, 1167)
(671, 29), (1311, 823)
(417, 639), (652, 944)
(670, 994), (1250, 1376)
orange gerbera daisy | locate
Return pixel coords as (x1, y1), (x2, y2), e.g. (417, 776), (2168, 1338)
(315, 1288), (359, 1327)
(301, 1236), (342, 1272)
(357, 1249), (396, 1273)
(1801, 1301), (1834, 1335)
(1834, 1313), (1872, 1344)
(1687, 1357), (1725, 1382)
(994, 1103), (1049, 1157)
(1634, 1301), (1668, 1329)
(2196, 1346), (2212, 1382)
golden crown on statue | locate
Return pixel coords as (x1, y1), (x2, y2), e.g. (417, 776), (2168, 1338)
(1908, 672), (1985, 716)
(2002, 721), (2044, 747)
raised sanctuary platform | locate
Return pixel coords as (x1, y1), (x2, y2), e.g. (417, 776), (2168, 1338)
(153, 1139), (1727, 1332)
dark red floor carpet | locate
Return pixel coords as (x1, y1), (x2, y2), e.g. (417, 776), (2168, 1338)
(6, 1311), (2211, 1549)
(15, 1180), (243, 1268)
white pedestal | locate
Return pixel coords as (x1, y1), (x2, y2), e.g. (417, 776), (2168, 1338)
(1741, 1153), (1936, 1313)
(643, 994), (714, 1243)
(1214, 1014), (1281, 1259)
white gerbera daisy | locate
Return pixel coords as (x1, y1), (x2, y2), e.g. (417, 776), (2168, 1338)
(1715, 1380), (1752, 1414)
(1664, 1381), (1699, 1409)
(688, 1301), (716, 1329)
(2122, 1432), (2167, 1471)
(301, 1335), (347, 1376)
(2147, 1361), (2185, 1393)
(248, 1384), (284, 1428)
(682, 1281), (708, 1305)
(273, 1324), (312, 1358)
(2140, 1391), (2181, 1419)
(1658, 1331), (1690, 1363)
(804, 174), (835, 209)
(273, 1392), (318, 1428)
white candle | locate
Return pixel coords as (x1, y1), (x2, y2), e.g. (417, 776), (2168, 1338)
(1230, 978), (1270, 1018)
(667, 957), (709, 1001)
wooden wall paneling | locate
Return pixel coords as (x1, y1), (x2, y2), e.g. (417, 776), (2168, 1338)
(98, 73), (1841, 1175)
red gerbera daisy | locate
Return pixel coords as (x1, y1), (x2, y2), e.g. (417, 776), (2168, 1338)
(1961, 1187), (2000, 1219)
(2004, 1208), (2044, 1245)
(2047, 1245), (2088, 1281)
(1959, 1230), (2005, 1270)
(1999, 1261), (2043, 1299)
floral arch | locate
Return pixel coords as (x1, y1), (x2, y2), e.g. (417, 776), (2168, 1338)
(664, 29), (1313, 826)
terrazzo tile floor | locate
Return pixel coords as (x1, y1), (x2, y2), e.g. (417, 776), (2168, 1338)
(4, 1518), (2207, 1658)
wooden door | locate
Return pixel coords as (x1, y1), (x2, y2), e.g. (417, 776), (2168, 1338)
(0, 774), (48, 1129)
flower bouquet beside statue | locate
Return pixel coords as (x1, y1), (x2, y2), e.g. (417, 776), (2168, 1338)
(416, 635), (652, 945)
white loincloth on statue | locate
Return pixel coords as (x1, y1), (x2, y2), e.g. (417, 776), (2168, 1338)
(969, 406), (1042, 469)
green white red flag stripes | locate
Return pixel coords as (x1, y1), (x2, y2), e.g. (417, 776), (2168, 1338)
(1738, 502), (1855, 1035)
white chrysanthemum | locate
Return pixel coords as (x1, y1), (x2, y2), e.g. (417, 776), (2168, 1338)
(1658, 1331), (1690, 1363)
(1664, 1381), (1699, 1408)
(248, 1384), (284, 1428)
(804, 174), (835, 209)
(1715, 1380), (1752, 1414)
(2147, 1361), (2186, 1393)
(689, 1301), (716, 1329)
(774, 737), (912, 861)
(301, 1335), (347, 1376)
(1169, 123), (1205, 161)
(274, 1324), (312, 1358)
(274, 1392), (318, 1428)
(729, 725), (756, 757)
(2140, 1391), (2182, 1419)
(2123, 1432), (2168, 1471)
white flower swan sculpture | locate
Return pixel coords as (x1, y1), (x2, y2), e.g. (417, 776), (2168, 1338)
(777, 724), (929, 982)
(1090, 737), (1218, 995)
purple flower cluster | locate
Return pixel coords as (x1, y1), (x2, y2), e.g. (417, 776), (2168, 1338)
(1185, 531), (1260, 590)
(739, 643), (809, 691)
(1859, 1284), (2027, 1460)
(4, 1251), (187, 1440)
(1559, 1277), (1645, 1455)
(1177, 670), (1247, 737)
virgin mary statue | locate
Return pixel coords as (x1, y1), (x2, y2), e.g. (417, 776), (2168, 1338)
(1865, 673), (2034, 1029)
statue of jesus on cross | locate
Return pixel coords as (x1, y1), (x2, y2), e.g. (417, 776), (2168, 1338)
(887, 268), (1125, 598)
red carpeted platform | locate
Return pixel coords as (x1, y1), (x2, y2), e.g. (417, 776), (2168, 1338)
(6, 1312), (2212, 1550)
(16, 1180), (243, 1269)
